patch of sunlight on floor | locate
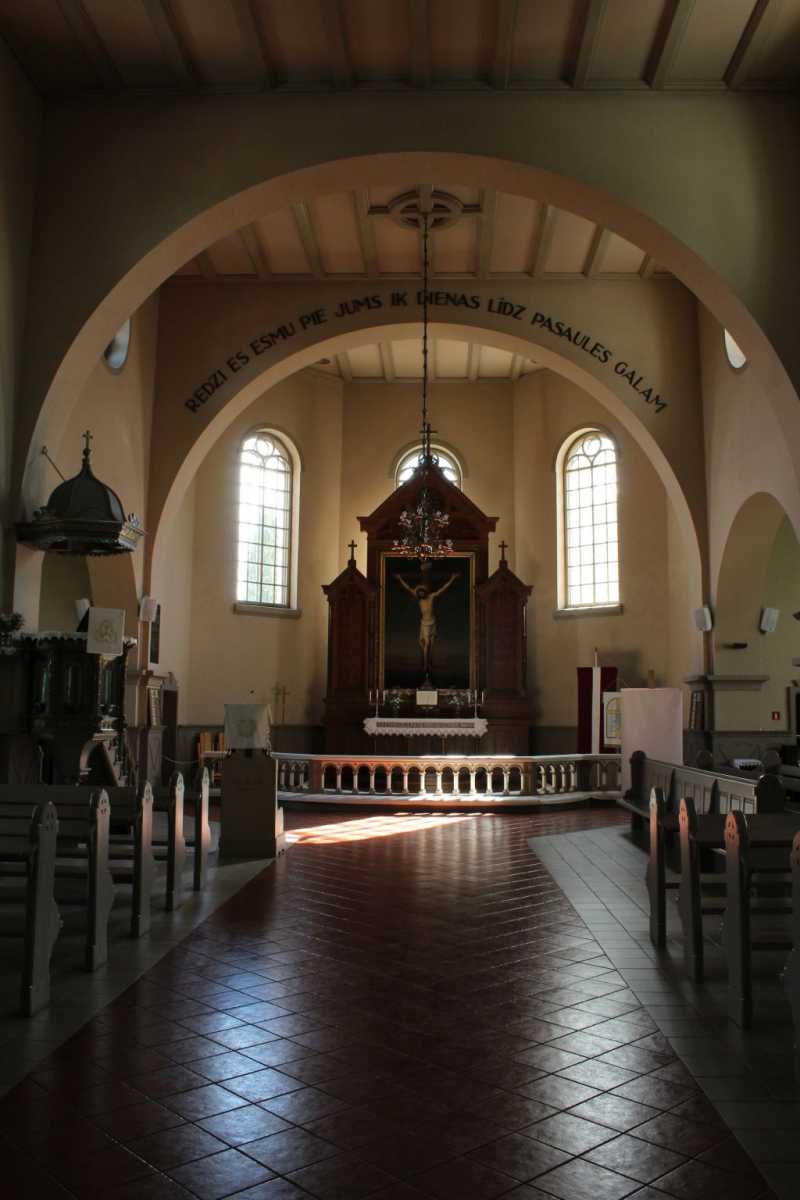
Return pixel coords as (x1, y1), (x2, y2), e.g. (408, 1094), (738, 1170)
(286, 812), (480, 844)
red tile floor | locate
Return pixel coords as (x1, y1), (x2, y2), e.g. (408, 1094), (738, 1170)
(0, 806), (778, 1199)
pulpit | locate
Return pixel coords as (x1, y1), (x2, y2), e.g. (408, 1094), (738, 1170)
(323, 465), (533, 753)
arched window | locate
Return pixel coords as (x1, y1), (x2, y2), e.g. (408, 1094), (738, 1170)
(395, 445), (462, 488)
(561, 430), (619, 609)
(236, 432), (294, 607)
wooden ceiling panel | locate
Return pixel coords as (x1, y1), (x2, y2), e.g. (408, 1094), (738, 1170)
(80, 0), (173, 88)
(0, 0), (101, 92)
(434, 339), (470, 378)
(253, 0), (332, 85)
(510, 0), (583, 81)
(429, 0), (495, 81)
(348, 344), (384, 377)
(476, 346), (514, 377)
(206, 232), (257, 277)
(490, 193), (539, 273)
(745, 0), (800, 84)
(373, 218), (419, 274)
(433, 215), (479, 275)
(543, 210), (597, 273)
(253, 210), (311, 274)
(588, 0), (670, 82)
(601, 232), (646, 274)
(310, 193), (365, 274)
(669, 0), (756, 84)
(341, 0), (410, 81)
(169, 0), (259, 87)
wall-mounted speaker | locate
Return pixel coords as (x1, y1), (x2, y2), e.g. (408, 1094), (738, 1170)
(759, 607), (780, 634)
(693, 605), (713, 632)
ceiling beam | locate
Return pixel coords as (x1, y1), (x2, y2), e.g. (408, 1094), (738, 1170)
(230, 0), (275, 88)
(725, 0), (778, 89)
(646, 0), (696, 89)
(353, 191), (379, 277)
(528, 204), (558, 276)
(142, 0), (199, 89)
(467, 343), (481, 382)
(491, 0), (519, 90)
(239, 225), (271, 280)
(477, 187), (497, 278)
(409, 0), (431, 89)
(319, 0), (354, 89)
(196, 251), (218, 281)
(336, 352), (353, 382)
(583, 226), (612, 277)
(291, 201), (325, 278)
(379, 342), (396, 383)
(570, 0), (608, 89)
(57, 0), (122, 90)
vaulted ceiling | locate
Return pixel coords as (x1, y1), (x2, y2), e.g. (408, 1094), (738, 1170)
(169, 183), (670, 284)
(2, 0), (798, 97)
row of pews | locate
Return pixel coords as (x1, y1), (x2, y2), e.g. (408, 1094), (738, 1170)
(622, 751), (800, 1031)
(0, 770), (212, 1016)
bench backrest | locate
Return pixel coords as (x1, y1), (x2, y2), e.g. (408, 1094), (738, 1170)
(0, 787), (110, 839)
(633, 753), (768, 818)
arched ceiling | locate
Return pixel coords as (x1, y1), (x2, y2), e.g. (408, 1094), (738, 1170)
(170, 183), (670, 285)
(311, 335), (540, 384)
(2, 0), (798, 96)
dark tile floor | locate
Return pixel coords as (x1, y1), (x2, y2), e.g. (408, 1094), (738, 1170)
(0, 807), (780, 1199)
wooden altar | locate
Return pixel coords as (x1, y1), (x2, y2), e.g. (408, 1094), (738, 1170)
(322, 462), (533, 753)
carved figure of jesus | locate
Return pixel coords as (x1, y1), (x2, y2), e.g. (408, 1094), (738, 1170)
(395, 571), (458, 681)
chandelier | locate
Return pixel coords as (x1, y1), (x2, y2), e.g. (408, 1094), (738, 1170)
(393, 206), (453, 561)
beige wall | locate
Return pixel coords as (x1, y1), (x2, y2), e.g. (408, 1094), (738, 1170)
(0, 42), (40, 603)
(513, 370), (701, 729)
(155, 477), (196, 723)
(339, 379), (514, 575)
(181, 371), (342, 726)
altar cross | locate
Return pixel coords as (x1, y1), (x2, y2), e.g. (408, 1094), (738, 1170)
(272, 683), (289, 725)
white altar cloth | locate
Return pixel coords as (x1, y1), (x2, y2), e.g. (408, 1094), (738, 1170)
(363, 716), (488, 738)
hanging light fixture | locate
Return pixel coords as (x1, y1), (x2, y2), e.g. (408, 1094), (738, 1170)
(393, 206), (454, 562)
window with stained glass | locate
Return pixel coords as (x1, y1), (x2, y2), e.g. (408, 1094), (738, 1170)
(563, 431), (619, 608)
(236, 433), (293, 606)
(395, 445), (461, 488)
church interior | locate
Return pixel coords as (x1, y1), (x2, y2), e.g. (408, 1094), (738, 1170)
(2, 3), (800, 1198)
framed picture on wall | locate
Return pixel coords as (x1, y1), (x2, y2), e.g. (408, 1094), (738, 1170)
(379, 552), (474, 691)
(147, 685), (162, 728)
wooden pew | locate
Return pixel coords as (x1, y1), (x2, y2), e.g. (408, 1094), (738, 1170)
(677, 796), (726, 981)
(0, 801), (61, 1015)
(786, 832), (800, 1059)
(0, 788), (113, 970)
(723, 810), (798, 1027)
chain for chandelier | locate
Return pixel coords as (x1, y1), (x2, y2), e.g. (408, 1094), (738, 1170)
(392, 200), (453, 562)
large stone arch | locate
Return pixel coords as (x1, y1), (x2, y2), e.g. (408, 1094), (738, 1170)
(18, 130), (800, 521)
(147, 318), (704, 623)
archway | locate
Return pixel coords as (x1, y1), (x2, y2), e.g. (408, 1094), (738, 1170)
(18, 148), (800, 530)
(146, 320), (705, 627)
(715, 492), (800, 731)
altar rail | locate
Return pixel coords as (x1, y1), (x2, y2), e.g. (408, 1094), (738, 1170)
(275, 753), (621, 804)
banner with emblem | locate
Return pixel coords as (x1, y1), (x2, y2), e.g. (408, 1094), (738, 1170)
(224, 704), (271, 750)
(87, 607), (125, 657)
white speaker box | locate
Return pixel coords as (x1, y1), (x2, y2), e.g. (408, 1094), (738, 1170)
(693, 605), (713, 632)
(759, 607), (780, 633)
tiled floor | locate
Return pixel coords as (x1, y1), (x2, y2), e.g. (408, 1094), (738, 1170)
(0, 805), (789, 1199)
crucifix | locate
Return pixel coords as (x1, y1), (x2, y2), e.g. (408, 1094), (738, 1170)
(82, 429), (93, 462)
(499, 540), (508, 565)
(347, 539), (357, 564)
(272, 683), (289, 725)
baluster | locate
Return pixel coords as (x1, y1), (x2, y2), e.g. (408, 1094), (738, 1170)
(335, 764), (342, 793)
(368, 765), (376, 794)
(435, 768), (443, 796)
(402, 767), (409, 794)
(502, 767), (510, 796)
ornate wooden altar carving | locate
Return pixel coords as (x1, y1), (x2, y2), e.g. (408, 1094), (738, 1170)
(323, 466), (533, 753)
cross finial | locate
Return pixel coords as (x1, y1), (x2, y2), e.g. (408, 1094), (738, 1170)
(348, 539), (357, 564)
(499, 541), (508, 564)
(82, 429), (93, 463)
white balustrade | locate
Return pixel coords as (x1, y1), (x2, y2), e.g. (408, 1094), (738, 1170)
(275, 752), (621, 802)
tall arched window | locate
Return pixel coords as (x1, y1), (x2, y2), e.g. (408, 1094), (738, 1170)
(395, 445), (462, 488)
(236, 432), (294, 607)
(561, 430), (619, 609)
